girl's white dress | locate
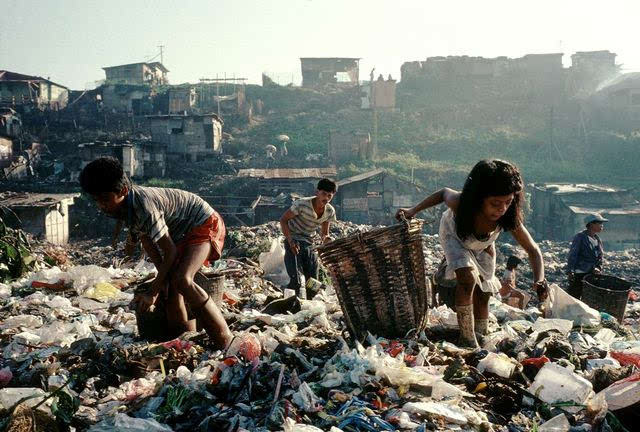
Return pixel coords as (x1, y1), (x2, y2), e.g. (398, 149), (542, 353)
(438, 208), (502, 295)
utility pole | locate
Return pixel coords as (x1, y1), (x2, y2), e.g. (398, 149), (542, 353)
(158, 45), (165, 64)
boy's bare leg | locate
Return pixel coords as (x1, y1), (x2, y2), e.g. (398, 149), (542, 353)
(165, 289), (196, 337)
(171, 242), (232, 349)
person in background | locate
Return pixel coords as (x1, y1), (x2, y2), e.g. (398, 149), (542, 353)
(499, 256), (531, 309)
(567, 213), (607, 299)
(279, 179), (337, 299)
(397, 159), (547, 348)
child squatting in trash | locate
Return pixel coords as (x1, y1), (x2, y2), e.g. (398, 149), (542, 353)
(397, 159), (548, 348)
(79, 156), (232, 349)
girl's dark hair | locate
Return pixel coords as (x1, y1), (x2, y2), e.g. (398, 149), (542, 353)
(79, 156), (131, 194)
(455, 159), (524, 240)
(506, 256), (523, 270)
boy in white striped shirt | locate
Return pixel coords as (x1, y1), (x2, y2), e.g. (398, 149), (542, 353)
(279, 179), (337, 298)
(80, 157), (232, 349)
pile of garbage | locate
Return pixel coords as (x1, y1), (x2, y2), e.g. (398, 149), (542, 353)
(0, 222), (638, 431)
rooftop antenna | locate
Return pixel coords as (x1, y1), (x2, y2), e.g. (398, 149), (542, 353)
(158, 45), (165, 64)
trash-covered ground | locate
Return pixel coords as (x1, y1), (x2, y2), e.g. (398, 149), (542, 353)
(1, 221), (639, 431)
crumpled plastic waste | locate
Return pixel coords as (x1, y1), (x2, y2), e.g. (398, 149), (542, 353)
(528, 362), (593, 405)
(543, 283), (601, 326)
(596, 372), (640, 410)
(88, 413), (172, 431)
(538, 413), (570, 432)
(84, 281), (121, 301)
(477, 352), (519, 378)
(292, 382), (324, 412)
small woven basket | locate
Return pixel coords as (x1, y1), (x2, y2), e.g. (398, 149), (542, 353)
(317, 219), (431, 340)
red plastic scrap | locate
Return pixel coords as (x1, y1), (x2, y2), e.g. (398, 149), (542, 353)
(610, 351), (640, 368)
(223, 292), (238, 306)
(404, 354), (416, 366)
(521, 356), (550, 368)
(211, 357), (239, 385)
(629, 291), (639, 302)
(31, 280), (66, 290)
(161, 339), (194, 352)
(386, 341), (404, 358)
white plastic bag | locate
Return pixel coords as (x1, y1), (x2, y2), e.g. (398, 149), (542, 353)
(543, 283), (601, 327)
(528, 362), (593, 405)
(258, 237), (289, 286)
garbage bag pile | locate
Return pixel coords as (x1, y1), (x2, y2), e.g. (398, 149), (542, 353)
(0, 222), (639, 431)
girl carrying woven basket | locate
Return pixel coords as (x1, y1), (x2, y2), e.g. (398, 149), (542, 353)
(396, 159), (548, 348)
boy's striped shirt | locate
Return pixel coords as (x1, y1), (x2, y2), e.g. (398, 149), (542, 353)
(287, 197), (336, 243)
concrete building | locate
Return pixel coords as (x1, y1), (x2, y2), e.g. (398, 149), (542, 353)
(300, 58), (360, 87)
(168, 86), (197, 114)
(569, 50), (619, 97)
(328, 130), (373, 163)
(237, 167), (337, 196)
(334, 169), (424, 225)
(147, 113), (223, 160)
(530, 183), (640, 249)
(0, 192), (79, 245)
(102, 62), (169, 86)
(101, 84), (152, 115)
(0, 70), (69, 110)
(78, 141), (166, 179)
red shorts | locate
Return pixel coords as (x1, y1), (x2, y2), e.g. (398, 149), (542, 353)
(175, 211), (226, 266)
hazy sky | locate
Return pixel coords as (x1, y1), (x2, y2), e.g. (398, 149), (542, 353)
(2, 0), (640, 89)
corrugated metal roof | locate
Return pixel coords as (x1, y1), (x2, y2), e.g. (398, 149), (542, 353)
(534, 183), (623, 194)
(0, 192), (79, 208)
(568, 205), (640, 216)
(0, 70), (68, 89)
(337, 169), (385, 187)
(237, 167), (337, 179)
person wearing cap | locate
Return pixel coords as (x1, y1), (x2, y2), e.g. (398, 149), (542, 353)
(566, 213), (608, 299)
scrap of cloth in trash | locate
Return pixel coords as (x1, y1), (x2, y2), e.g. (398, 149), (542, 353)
(438, 208), (502, 295)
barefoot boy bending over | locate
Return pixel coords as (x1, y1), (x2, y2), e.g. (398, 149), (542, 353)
(79, 157), (232, 349)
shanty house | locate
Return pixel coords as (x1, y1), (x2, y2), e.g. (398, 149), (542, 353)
(168, 86), (197, 114)
(530, 183), (640, 249)
(300, 58), (360, 87)
(0, 192), (79, 245)
(0, 70), (69, 110)
(237, 167), (337, 196)
(103, 62), (169, 86)
(328, 131), (373, 163)
(101, 84), (152, 115)
(147, 113), (223, 160)
(334, 169), (424, 225)
(79, 142), (143, 178)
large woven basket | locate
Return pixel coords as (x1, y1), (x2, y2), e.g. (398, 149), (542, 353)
(317, 219), (431, 340)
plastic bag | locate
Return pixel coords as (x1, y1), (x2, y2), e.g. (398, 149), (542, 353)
(538, 413), (570, 432)
(258, 238), (288, 286)
(528, 362), (593, 404)
(88, 413), (172, 432)
(292, 382), (323, 412)
(84, 282), (121, 301)
(543, 283), (600, 326)
(477, 352), (518, 378)
(596, 372), (640, 410)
